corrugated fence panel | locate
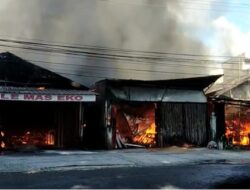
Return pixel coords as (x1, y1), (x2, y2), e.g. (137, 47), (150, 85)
(158, 103), (207, 146)
(184, 104), (207, 145)
(160, 103), (184, 146)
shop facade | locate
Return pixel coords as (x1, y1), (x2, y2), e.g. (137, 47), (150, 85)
(0, 52), (96, 150)
(91, 76), (220, 149)
(207, 76), (250, 147)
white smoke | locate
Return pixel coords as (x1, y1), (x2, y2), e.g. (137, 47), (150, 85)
(211, 16), (250, 57)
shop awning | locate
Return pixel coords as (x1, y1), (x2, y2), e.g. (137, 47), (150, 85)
(110, 86), (207, 103)
(0, 86), (96, 102)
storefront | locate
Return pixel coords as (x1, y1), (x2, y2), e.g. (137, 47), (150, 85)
(0, 52), (96, 150)
(207, 75), (250, 147)
(92, 76), (219, 149)
(0, 87), (96, 151)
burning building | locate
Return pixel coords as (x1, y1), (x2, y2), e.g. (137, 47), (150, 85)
(206, 55), (250, 148)
(0, 52), (96, 151)
(207, 75), (250, 147)
(90, 76), (220, 149)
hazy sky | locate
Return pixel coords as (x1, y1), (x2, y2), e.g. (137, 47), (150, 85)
(0, 0), (249, 86)
(208, 0), (250, 57)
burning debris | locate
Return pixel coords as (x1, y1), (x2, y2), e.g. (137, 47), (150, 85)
(0, 129), (55, 150)
(0, 128), (6, 149)
(113, 103), (156, 148)
(0, 134), (5, 149)
(45, 131), (55, 145)
(225, 104), (250, 146)
(0, 141), (5, 149)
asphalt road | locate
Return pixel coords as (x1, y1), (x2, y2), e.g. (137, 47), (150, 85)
(1, 163), (250, 189)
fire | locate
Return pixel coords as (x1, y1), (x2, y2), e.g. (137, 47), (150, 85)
(10, 130), (55, 147)
(225, 105), (250, 146)
(45, 132), (55, 145)
(146, 123), (156, 135)
(37, 86), (45, 90)
(241, 136), (249, 146)
(1, 131), (6, 149)
(132, 122), (156, 146)
(1, 141), (5, 149)
(225, 120), (250, 146)
(114, 104), (157, 147)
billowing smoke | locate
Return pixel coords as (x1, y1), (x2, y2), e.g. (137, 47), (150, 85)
(0, 0), (221, 87)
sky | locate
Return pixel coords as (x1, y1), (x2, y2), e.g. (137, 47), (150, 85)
(175, 0), (250, 57)
(209, 0), (250, 57)
(0, 0), (249, 86)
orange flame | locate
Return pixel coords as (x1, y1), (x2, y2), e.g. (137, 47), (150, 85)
(10, 130), (55, 146)
(1, 141), (5, 149)
(114, 104), (157, 147)
(241, 136), (249, 145)
(1, 131), (6, 149)
(133, 122), (156, 146)
(225, 120), (250, 146)
(45, 133), (55, 145)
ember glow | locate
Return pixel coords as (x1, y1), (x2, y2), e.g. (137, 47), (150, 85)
(225, 121), (250, 146)
(1, 141), (5, 148)
(0, 131), (5, 149)
(114, 103), (157, 147)
(10, 130), (55, 147)
(37, 86), (45, 90)
(45, 132), (55, 145)
(225, 105), (250, 146)
(133, 122), (156, 146)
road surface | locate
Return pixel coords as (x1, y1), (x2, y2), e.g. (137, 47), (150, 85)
(1, 148), (250, 188)
(0, 164), (250, 188)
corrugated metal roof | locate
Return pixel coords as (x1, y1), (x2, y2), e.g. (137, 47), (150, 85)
(206, 74), (250, 98)
(98, 75), (222, 91)
(109, 86), (207, 103)
(206, 54), (250, 97)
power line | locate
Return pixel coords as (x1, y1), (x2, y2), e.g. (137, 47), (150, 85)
(0, 42), (246, 66)
(31, 59), (223, 73)
(1, 50), (248, 86)
(0, 36), (234, 59)
(102, 0), (250, 9)
(34, 59), (250, 82)
(178, 0), (250, 8)
(0, 43), (227, 64)
(0, 44), (246, 69)
(98, 0), (250, 14)
(0, 42), (233, 67)
(0, 34), (225, 59)
(31, 60), (217, 76)
(0, 44), (247, 71)
(0, 37), (248, 75)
